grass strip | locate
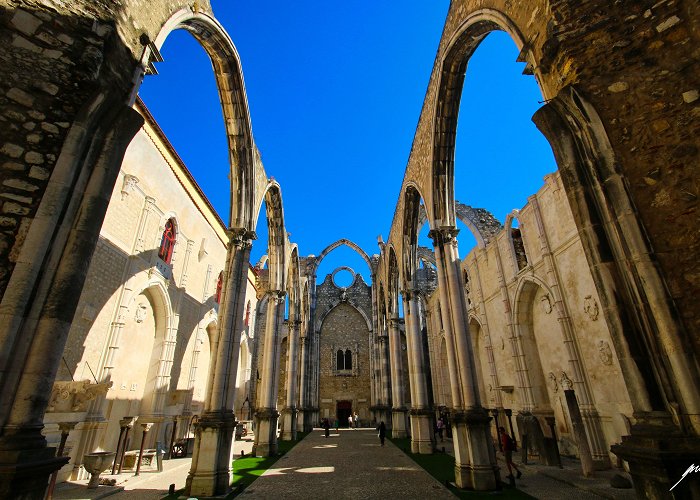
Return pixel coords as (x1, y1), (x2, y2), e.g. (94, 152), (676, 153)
(389, 437), (534, 499)
(230, 432), (309, 497)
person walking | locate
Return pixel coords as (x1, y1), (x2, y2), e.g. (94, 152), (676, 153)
(499, 426), (522, 480)
(378, 421), (386, 446)
(353, 412), (359, 429)
(436, 417), (444, 442)
(323, 418), (330, 438)
(348, 414), (354, 429)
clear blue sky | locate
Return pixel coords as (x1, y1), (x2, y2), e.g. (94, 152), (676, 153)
(139, 1), (556, 284)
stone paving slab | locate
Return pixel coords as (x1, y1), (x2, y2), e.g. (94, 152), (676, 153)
(242, 428), (455, 499)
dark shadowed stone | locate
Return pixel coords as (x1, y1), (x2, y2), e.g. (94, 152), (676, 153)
(610, 473), (632, 489)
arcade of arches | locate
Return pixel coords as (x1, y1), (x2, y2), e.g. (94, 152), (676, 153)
(0, 1), (698, 499)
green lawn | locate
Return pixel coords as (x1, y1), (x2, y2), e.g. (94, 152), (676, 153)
(389, 438), (534, 499)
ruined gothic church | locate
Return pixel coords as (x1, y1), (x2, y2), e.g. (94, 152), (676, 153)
(0, 1), (698, 499)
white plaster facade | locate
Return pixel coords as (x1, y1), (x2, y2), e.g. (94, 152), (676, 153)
(42, 100), (258, 483)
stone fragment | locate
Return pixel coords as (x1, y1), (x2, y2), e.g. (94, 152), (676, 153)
(25, 151), (44, 164)
(29, 166), (50, 180)
(41, 122), (59, 134)
(23, 122), (36, 131)
(26, 133), (42, 144)
(608, 82), (629, 93)
(682, 90), (698, 103)
(12, 35), (42, 53)
(11, 10), (42, 36)
(28, 111), (45, 120)
(0, 216), (18, 228)
(3, 162), (25, 172)
(6, 88), (35, 107)
(656, 16), (680, 33)
(57, 34), (74, 45)
(1, 143), (24, 158)
(35, 81), (59, 96)
(652, 119), (670, 132)
(0, 192), (34, 204)
(56, 122), (70, 128)
(44, 49), (63, 59)
(3, 179), (39, 192)
(3, 202), (30, 215)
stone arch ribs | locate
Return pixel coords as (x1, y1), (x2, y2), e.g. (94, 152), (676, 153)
(150, 8), (256, 230)
(254, 180), (287, 292)
(312, 239), (373, 279)
(432, 10), (527, 228)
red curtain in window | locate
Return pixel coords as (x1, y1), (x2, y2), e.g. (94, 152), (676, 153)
(158, 219), (176, 264)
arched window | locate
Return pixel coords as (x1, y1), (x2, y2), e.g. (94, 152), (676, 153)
(336, 350), (344, 370)
(215, 271), (223, 303)
(158, 219), (176, 264)
(244, 301), (251, 326)
(344, 349), (352, 370)
(511, 227), (528, 271)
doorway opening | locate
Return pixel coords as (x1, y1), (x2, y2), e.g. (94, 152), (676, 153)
(337, 400), (352, 427)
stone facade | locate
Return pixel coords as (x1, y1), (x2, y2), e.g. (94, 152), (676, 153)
(41, 99), (257, 484)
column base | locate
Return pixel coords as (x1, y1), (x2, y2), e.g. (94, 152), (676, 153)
(611, 413), (700, 500)
(185, 411), (236, 498)
(409, 409), (434, 454)
(0, 447), (69, 500)
(253, 408), (279, 457)
(391, 408), (408, 439)
(452, 408), (499, 491)
(280, 407), (297, 441)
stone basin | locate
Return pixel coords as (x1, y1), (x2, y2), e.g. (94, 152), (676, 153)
(83, 451), (116, 489)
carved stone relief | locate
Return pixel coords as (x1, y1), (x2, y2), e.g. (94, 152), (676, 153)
(548, 371), (558, 393)
(134, 302), (148, 323)
(541, 294), (553, 314)
(583, 295), (599, 321)
(598, 340), (613, 365)
(559, 371), (573, 391)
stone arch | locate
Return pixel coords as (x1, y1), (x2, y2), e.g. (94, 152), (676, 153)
(401, 184), (427, 288)
(432, 9), (530, 228)
(254, 181), (287, 291)
(387, 246), (400, 315)
(150, 7), (256, 230)
(417, 202), (502, 250)
(313, 239), (373, 278)
(287, 246), (301, 322)
(511, 276), (556, 413)
(331, 266), (359, 288)
(317, 302), (373, 334)
(505, 210), (529, 275)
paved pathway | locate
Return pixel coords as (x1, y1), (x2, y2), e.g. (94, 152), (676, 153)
(242, 428), (454, 499)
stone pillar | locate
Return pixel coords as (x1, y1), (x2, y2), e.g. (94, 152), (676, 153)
(430, 227), (498, 491)
(186, 229), (253, 497)
(282, 320), (300, 441)
(253, 290), (285, 457)
(0, 103), (143, 500)
(388, 317), (408, 438)
(297, 337), (310, 432)
(402, 291), (433, 454)
(378, 334), (392, 425)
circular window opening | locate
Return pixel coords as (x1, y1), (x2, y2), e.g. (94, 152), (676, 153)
(332, 268), (354, 288)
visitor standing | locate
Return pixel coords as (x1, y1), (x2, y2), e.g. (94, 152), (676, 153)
(348, 414), (354, 429)
(436, 417), (444, 442)
(353, 412), (359, 428)
(499, 426), (522, 480)
(378, 421), (386, 446)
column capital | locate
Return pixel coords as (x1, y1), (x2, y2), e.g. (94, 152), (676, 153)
(428, 226), (459, 246)
(389, 317), (402, 328)
(266, 289), (286, 302)
(227, 228), (256, 248)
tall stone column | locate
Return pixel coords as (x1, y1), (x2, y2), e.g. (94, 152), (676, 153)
(430, 227), (498, 491)
(388, 317), (408, 438)
(0, 104), (143, 500)
(253, 290), (285, 457)
(282, 320), (300, 441)
(297, 336), (310, 431)
(378, 335), (392, 425)
(186, 229), (254, 498)
(402, 291), (433, 453)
